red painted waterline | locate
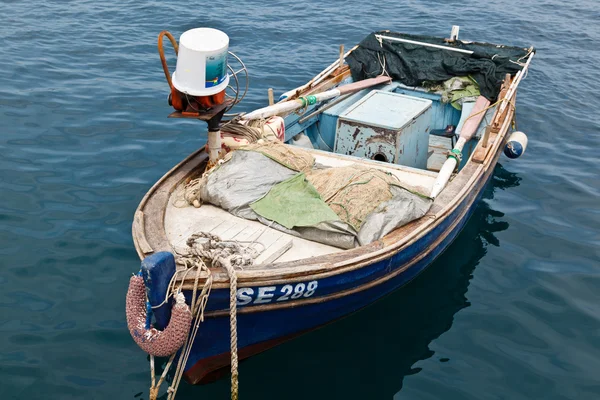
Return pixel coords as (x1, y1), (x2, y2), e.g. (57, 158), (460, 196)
(184, 327), (315, 384)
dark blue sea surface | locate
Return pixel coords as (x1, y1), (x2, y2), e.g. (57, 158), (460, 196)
(1, 0), (599, 399)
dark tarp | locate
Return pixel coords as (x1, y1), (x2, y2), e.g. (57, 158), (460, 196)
(346, 31), (533, 101)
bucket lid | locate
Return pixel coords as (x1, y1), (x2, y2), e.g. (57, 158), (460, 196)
(179, 28), (229, 52)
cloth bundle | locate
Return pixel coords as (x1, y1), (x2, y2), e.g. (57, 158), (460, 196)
(185, 142), (432, 249)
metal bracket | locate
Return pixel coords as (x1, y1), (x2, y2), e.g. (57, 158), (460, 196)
(445, 25), (460, 43)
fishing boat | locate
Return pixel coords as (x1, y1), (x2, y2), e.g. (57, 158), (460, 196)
(126, 27), (534, 397)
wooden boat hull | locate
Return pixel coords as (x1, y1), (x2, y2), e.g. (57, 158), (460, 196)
(129, 28), (534, 390)
(146, 133), (505, 384)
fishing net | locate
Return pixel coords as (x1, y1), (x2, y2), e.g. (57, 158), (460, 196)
(182, 142), (432, 248)
(219, 117), (285, 151)
(179, 140), (313, 208)
(306, 166), (398, 231)
(238, 141), (314, 172)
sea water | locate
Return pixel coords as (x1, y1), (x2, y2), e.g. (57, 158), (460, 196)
(1, 0), (599, 398)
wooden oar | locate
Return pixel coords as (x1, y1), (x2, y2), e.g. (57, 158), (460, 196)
(429, 96), (490, 198)
(242, 75), (391, 121)
(429, 51), (534, 199)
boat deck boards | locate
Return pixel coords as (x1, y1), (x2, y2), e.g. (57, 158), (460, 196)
(165, 203), (341, 266)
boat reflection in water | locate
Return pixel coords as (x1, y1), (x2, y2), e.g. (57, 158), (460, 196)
(170, 164), (520, 399)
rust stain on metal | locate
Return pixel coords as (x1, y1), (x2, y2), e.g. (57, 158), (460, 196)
(365, 134), (395, 145)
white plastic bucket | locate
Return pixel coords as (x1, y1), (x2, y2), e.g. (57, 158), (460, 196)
(172, 28), (230, 96)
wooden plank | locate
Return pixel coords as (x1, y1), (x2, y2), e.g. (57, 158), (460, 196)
(490, 74), (512, 134)
(250, 229), (286, 258)
(214, 220), (244, 239)
(472, 131), (498, 163)
(254, 238), (294, 266)
(427, 150), (448, 172)
(133, 210), (153, 254)
(210, 221), (234, 236)
(458, 96), (492, 141)
(164, 204), (342, 266)
(427, 134), (453, 172)
(472, 98), (515, 163)
(231, 225), (261, 242)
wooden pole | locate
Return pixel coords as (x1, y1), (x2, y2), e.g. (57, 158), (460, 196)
(482, 125), (491, 148)
(490, 74), (512, 134)
(278, 45), (358, 101)
(268, 88), (274, 106)
(338, 44), (345, 70)
(375, 34), (473, 54)
(243, 76), (391, 121)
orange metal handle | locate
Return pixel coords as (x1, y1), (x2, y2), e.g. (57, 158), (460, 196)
(158, 31), (179, 90)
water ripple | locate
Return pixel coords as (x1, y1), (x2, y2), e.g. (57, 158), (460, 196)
(1, 0), (599, 399)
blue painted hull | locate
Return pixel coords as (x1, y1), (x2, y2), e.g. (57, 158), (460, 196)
(148, 159), (496, 384)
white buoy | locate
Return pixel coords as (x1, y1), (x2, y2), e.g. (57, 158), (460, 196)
(504, 131), (528, 159)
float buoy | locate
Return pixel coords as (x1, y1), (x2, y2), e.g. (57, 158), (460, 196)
(504, 131), (528, 159)
(126, 275), (192, 357)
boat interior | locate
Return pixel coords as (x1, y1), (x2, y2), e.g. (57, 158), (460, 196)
(283, 77), (493, 172)
(163, 75), (496, 267)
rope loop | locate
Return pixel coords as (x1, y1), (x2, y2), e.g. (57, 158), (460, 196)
(447, 148), (462, 170)
(295, 97), (309, 115)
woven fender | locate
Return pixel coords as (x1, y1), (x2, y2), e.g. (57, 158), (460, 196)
(126, 275), (192, 357)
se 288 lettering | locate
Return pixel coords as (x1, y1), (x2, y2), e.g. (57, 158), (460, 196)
(237, 281), (319, 306)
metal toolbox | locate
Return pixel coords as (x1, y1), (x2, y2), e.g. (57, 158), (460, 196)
(334, 90), (432, 169)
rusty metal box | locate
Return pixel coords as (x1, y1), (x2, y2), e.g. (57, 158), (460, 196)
(334, 90), (432, 168)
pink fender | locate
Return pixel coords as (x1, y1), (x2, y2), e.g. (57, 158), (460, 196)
(126, 275), (192, 357)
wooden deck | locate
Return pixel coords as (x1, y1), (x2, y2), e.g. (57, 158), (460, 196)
(165, 203), (342, 266)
